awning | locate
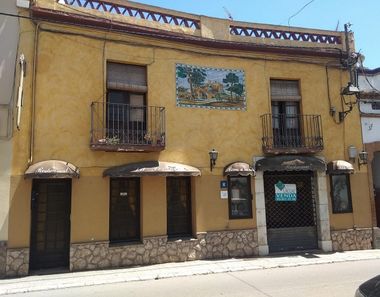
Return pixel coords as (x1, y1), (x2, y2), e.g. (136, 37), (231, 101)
(327, 160), (354, 174)
(255, 155), (326, 171)
(103, 161), (201, 177)
(223, 162), (255, 176)
(25, 160), (80, 179)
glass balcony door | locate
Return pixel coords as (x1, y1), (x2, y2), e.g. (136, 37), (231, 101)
(272, 101), (301, 148)
(106, 90), (146, 144)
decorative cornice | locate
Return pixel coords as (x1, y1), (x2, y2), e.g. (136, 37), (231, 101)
(31, 6), (343, 59)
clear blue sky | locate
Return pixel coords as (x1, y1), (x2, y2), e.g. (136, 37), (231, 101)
(135, 0), (379, 69)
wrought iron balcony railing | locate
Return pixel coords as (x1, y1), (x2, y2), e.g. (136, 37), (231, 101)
(90, 102), (165, 152)
(261, 114), (323, 154)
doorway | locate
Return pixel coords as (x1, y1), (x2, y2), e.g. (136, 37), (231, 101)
(372, 152), (380, 228)
(264, 171), (318, 253)
(30, 179), (71, 271)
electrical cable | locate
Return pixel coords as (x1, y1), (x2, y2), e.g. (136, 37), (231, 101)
(325, 66), (340, 124)
(1, 4), (345, 63)
(287, 0), (315, 26)
(0, 11), (31, 19)
(39, 25), (342, 68)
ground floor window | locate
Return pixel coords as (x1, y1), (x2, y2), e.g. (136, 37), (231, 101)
(167, 177), (192, 238)
(330, 174), (353, 213)
(228, 176), (252, 219)
(109, 177), (140, 243)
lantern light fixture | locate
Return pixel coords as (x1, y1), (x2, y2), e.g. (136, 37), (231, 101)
(209, 149), (218, 172)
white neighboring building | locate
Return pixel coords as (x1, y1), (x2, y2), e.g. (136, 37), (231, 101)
(359, 68), (380, 143)
(0, 0), (22, 272)
(358, 67), (380, 246)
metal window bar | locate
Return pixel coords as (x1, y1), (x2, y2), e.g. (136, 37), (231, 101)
(261, 114), (323, 152)
(264, 171), (317, 229)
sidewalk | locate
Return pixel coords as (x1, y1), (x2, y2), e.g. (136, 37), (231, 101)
(1, 249), (380, 295)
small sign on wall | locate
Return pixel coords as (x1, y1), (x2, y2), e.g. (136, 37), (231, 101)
(274, 181), (297, 201)
(220, 190), (228, 199)
(220, 180), (228, 189)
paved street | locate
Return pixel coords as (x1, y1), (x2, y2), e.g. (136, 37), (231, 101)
(7, 259), (380, 297)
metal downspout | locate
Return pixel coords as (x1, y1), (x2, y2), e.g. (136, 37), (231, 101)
(28, 22), (40, 165)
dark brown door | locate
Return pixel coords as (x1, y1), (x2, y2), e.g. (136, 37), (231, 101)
(109, 178), (140, 243)
(30, 179), (71, 271)
(167, 177), (192, 238)
(375, 189), (380, 228)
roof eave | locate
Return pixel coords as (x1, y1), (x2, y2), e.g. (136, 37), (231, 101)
(31, 6), (343, 59)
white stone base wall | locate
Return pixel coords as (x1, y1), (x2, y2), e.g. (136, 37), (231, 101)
(5, 248), (29, 277)
(70, 229), (258, 272)
(331, 228), (373, 251)
(373, 227), (380, 249)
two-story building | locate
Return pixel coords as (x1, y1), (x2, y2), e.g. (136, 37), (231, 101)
(0, 0), (375, 277)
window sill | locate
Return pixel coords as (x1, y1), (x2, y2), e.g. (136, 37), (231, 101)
(109, 240), (143, 248)
(167, 236), (196, 242)
(332, 211), (353, 214)
(229, 216), (253, 220)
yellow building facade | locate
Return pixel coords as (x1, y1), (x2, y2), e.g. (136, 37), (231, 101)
(1, 0), (376, 276)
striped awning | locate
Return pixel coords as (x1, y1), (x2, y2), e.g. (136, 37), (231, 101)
(103, 161), (201, 177)
(223, 162), (255, 176)
(25, 160), (80, 179)
(327, 160), (354, 174)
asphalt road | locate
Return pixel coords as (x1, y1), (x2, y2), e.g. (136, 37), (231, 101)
(10, 259), (380, 297)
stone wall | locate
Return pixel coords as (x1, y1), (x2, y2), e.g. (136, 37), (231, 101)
(331, 228), (373, 251)
(0, 241), (6, 278)
(71, 229), (258, 271)
(5, 248), (29, 277)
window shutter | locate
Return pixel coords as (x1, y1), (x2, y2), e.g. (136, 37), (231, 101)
(107, 63), (147, 92)
(270, 80), (301, 101)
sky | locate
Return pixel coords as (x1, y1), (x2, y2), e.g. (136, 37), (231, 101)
(134, 0), (380, 69)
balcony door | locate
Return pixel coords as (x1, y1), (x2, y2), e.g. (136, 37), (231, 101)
(270, 80), (301, 148)
(106, 63), (147, 144)
(107, 91), (146, 144)
(272, 101), (301, 147)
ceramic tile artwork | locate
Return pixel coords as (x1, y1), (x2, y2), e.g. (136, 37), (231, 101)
(176, 64), (246, 110)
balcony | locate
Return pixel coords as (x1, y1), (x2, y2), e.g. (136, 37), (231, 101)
(261, 114), (323, 154)
(90, 102), (165, 152)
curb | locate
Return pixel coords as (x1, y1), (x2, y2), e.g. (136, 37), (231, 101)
(1, 250), (380, 295)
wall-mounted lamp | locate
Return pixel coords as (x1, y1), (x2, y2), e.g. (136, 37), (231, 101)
(348, 145), (357, 163)
(358, 150), (368, 170)
(209, 149), (218, 171)
(348, 145), (368, 170)
(341, 82), (360, 96)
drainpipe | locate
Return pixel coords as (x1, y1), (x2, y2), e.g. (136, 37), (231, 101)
(16, 54), (26, 130)
(28, 22), (40, 165)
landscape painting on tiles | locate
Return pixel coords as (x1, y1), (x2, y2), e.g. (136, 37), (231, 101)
(176, 64), (246, 110)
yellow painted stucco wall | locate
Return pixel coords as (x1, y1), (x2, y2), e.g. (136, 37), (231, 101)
(7, 16), (371, 248)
